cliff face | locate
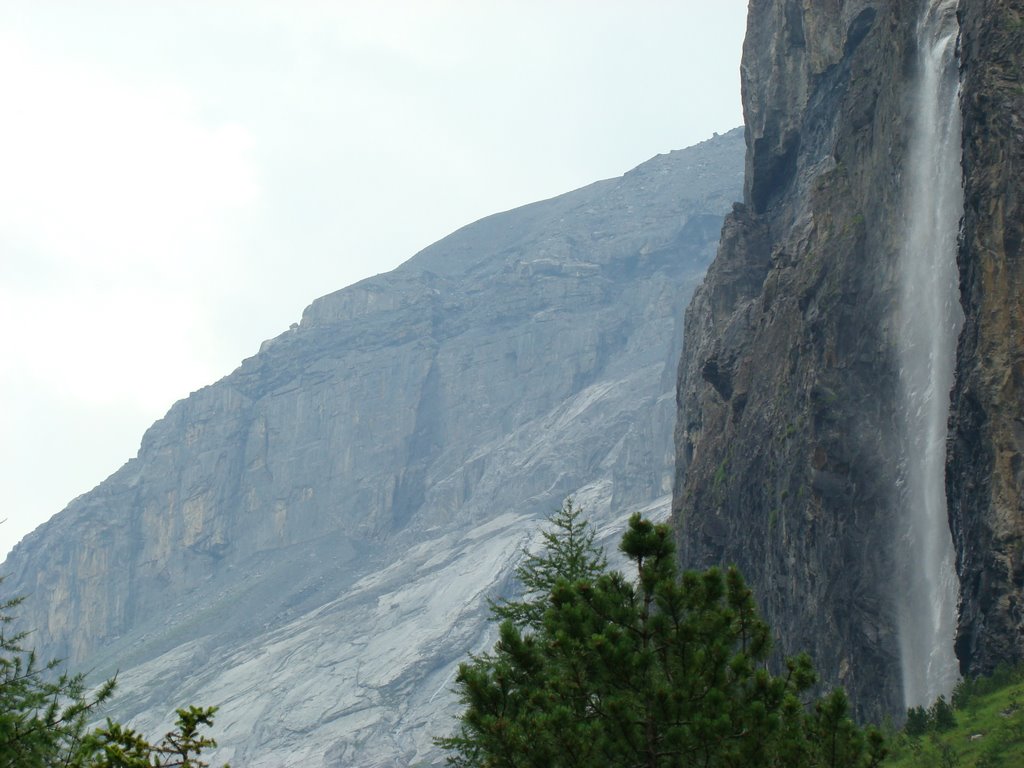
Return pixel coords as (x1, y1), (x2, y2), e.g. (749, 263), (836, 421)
(675, 0), (1023, 718)
(948, 0), (1024, 677)
(675, 0), (919, 719)
(3, 132), (743, 767)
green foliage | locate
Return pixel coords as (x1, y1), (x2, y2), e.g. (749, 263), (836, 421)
(438, 510), (886, 767)
(931, 695), (957, 732)
(488, 498), (606, 631)
(903, 707), (929, 737)
(901, 695), (956, 737)
(0, 581), (227, 768)
(885, 668), (1024, 768)
(713, 459), (729, 491)
(77, 706), (224, 768)
(0, 592), (116, 767)
(952, 665), (1024, 711)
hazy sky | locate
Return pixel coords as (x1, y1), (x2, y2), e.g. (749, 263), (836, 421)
(0, 1), (747, 560)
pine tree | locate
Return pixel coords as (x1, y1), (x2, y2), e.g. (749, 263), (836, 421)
(438, 512), (886, 767)
(0, 580), (227, 768)
(929, 695), (957, 732)
(76, 706), (225, 768)
(488, 498), (606, 631)
(0, 592), (115, 768)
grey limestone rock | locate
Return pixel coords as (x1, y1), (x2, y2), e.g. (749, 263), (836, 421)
(2, 130), (743, 766)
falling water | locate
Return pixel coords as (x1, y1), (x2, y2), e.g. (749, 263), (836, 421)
(896, 0), (964, 709)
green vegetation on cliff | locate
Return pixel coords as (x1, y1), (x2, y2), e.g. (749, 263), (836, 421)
(884, 668), (1024, 768)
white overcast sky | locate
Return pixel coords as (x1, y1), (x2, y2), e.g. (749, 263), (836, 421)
(0, 1), (747, 560)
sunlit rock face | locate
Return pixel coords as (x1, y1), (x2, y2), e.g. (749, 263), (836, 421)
(675, 0), (1023, 721)
(2, 130), (742, 767)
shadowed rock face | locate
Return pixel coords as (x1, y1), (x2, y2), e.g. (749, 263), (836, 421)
(2, 131), (743, 767)
(675, 0), (916, 721)
(675, 0), (1023, 720)
(949, 0), (1024, 679)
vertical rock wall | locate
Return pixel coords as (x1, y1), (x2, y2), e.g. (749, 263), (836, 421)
(674, 0), (916, 719)
(948, 0), (1024, 677)
(676, 0), (1024, 716)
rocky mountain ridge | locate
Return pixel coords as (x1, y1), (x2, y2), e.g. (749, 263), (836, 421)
(3, 130), (743, 766)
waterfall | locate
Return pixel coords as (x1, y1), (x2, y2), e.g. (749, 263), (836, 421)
(895, 0), (964, 709)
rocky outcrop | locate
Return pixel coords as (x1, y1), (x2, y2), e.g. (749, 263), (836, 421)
(674, 1), (920, 720)
(2, 131), (743, 767)
(948, 0), (1024, 678)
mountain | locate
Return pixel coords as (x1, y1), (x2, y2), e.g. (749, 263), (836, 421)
(674, 0), (1023, 721)
(2, 130), (743, 766)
